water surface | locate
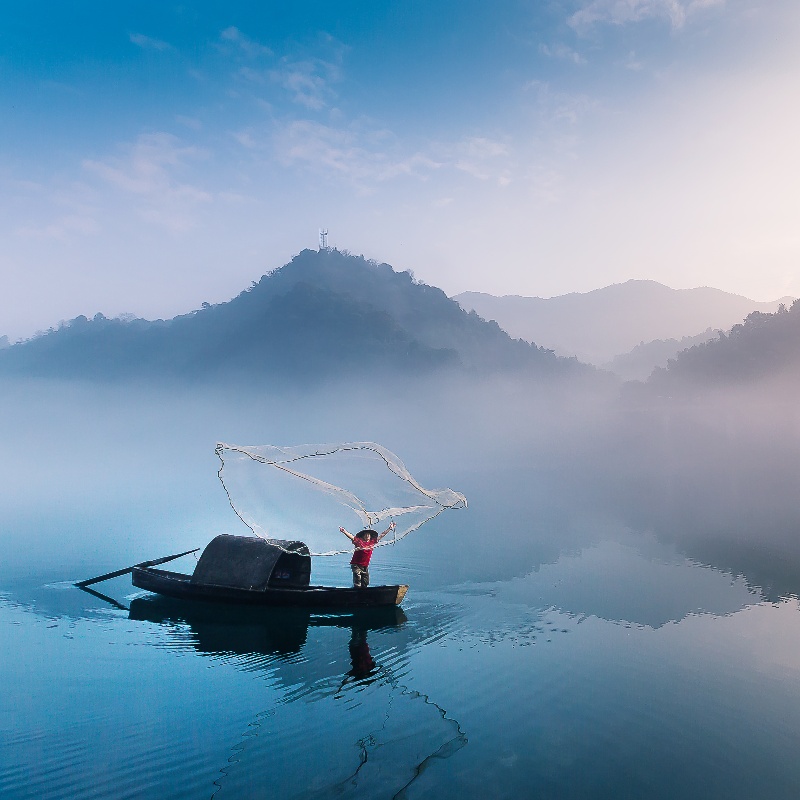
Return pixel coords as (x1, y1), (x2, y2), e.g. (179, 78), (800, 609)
(4, 380), (800, 799)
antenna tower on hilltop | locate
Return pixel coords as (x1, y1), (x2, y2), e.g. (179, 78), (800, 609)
(318, 229), (329, 251)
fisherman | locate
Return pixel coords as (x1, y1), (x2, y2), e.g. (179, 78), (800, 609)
(339, 522), (396, 588)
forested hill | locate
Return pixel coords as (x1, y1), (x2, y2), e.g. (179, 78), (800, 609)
(647, 301), (800, 392)
(0, 249), (579, 383)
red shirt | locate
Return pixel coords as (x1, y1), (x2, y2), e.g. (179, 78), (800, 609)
(350, 537), (375, 567)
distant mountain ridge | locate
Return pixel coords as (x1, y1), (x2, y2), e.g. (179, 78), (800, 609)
(0, 249), (575, 383)
(455, 281), (793, 365)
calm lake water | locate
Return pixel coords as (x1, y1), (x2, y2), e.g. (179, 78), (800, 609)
(4, 380), (800, 799)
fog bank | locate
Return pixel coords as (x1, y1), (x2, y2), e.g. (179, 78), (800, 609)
(3, 371), (799, 599)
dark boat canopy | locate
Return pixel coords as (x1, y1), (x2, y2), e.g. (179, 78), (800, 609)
(191, 534), (311, 590)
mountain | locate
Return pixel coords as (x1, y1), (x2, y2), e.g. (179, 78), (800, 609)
(454, 281), (793, 365)
(646, 302), (800, 393)
(604, 329), (720, 382)
(0, 249), (573, 383)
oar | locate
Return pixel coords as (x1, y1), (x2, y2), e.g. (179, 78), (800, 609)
(77, 584), (130, 611)
(75, 548), (200, 588)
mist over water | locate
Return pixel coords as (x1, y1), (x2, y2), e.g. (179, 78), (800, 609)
(4, 373), (800, 799)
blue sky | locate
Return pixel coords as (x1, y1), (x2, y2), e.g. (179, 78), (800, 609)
(2, 0), (799, 337)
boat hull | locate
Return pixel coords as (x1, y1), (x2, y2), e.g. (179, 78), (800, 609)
(132, 567), (409, 608)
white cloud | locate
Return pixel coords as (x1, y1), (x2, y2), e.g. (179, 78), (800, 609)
(269, 58), (341, 110)
(231, 128), (258, 149)
(539, 43), (587, 65)
(175, 115), (203, 131)
(83, 133), (211, 232)
(274, 120), (441, 191)
(569, 0), (725, 32)
(238, 66), (267, 85)
(523, 80), (598, 125)
(623, 50), (644, 70)
(270, 118), (522, 193)
(220, 28), (345, 112)
(129, 33), (173, 51)
(458, 138), (509, 160)
(448, 137), (513, 185)
(220, 27), (273, 58)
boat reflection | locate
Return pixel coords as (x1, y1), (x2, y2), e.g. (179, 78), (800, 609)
(128, 594), (406, 662)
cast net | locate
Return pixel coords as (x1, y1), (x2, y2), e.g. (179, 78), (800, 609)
(215, 442), (467, 556)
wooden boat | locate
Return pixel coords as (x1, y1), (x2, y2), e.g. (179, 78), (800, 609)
(132, 534), (408, 608)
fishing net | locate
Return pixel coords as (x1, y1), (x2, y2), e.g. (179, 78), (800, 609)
(215, 442), (467, 556)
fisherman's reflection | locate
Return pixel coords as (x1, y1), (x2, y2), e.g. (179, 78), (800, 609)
(347, 623), (377, 680)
